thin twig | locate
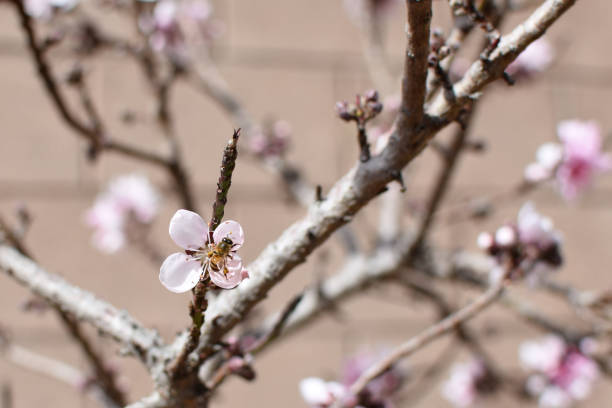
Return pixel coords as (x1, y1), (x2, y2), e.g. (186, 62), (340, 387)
(342, 271), (509, 403)
(248, 292), (304, 354)
(1, 340), (118, 407)
(10, 1), (196, 210)
(168, 131), (241, 379)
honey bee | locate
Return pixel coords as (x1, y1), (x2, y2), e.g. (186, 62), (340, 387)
(206, 237), (234, 275)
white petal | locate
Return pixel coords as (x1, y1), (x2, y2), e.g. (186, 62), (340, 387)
(495, 226), (517, 246)
(226, 253), (243, 271)
(536, 143), (563, 170)
(213, 220), (244, 249)
(208, 255), (244, 289)
(477, 232), (494, 250)
(525, 163), (551, 183)
(159, 253), (202, 293)
(299, 377), (333, 405)
(169, 209), (208, 249)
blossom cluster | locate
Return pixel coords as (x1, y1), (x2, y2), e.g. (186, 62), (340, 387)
(525, 120), (611, 200)
(86, 174), (159, 253)
(477, 202), (562, 284)
(300, 351), (403, 408)
(520, 336), (599, 407)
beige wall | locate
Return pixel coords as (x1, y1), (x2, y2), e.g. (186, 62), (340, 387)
(0, 1), (611, 406)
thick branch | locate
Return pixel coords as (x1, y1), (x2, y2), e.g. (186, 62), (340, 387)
(0, 218), (127, 406)
(0, 246), (163, 367)
(183, 0), (577, 368)
(396, 0), (433, 137)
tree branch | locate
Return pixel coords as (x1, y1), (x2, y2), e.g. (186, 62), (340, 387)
(1, 339), (118, 408)
(397, 0), (433, 138)
(0, 246), (164, 367)
(183, 0), (577, 373)
(342, 270), (509, 403)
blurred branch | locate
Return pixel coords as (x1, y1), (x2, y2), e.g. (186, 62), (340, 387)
(0, 337), (118, 408)
(247, 292), (304, 355)
(359, 3), (395, 93)
(341, 269), (509, 404)
(10, 0), (196, 210)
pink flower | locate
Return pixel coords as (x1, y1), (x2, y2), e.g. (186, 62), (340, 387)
(517, 202), (560, 251)
(477, 203), (562, 283)
(442, 359), (487, 407)
(107, 174), (159, 224)
(300, 350), (402, 407)
(520, 336), (566, 374)
(525, 121), (611, 199)
(524, 143), (564, 183)
(520, 335), (599, 407)
(159, 210), (247, 292)
(140, 0), (222, 59)
(147, 0), (185, 55)
(299, 378), (347, 408)
(25, 0), (78, 19)
(340, 351), (402, 405)
(86, 174), (159, 253)
(86, 197), (126, 253)
(506, 39), (554, 78)
(249, 120), (291, 158)
(556, 120), (612, 200)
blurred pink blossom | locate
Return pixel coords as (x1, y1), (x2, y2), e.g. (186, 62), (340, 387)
(477, 202), (562, 284)
(299, 377), (347, 408)
(556, 120), (612, 199)
(506, 39), (554, 78)
(25, 0), (78, 19)
(520, 335), (599, 407)
(300, 350), (403, 407)
(140, 0), (222, 58)
(86, 174), (159, 253)
(249, 120), (291, 158)
(340, 351), (402, 405)
(159, 210), (247, 292)
(517, 202), (560, 251)
(525, 120), (611, 199)
(524, 143), (564, 183)
(442, 359), (488, 407)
